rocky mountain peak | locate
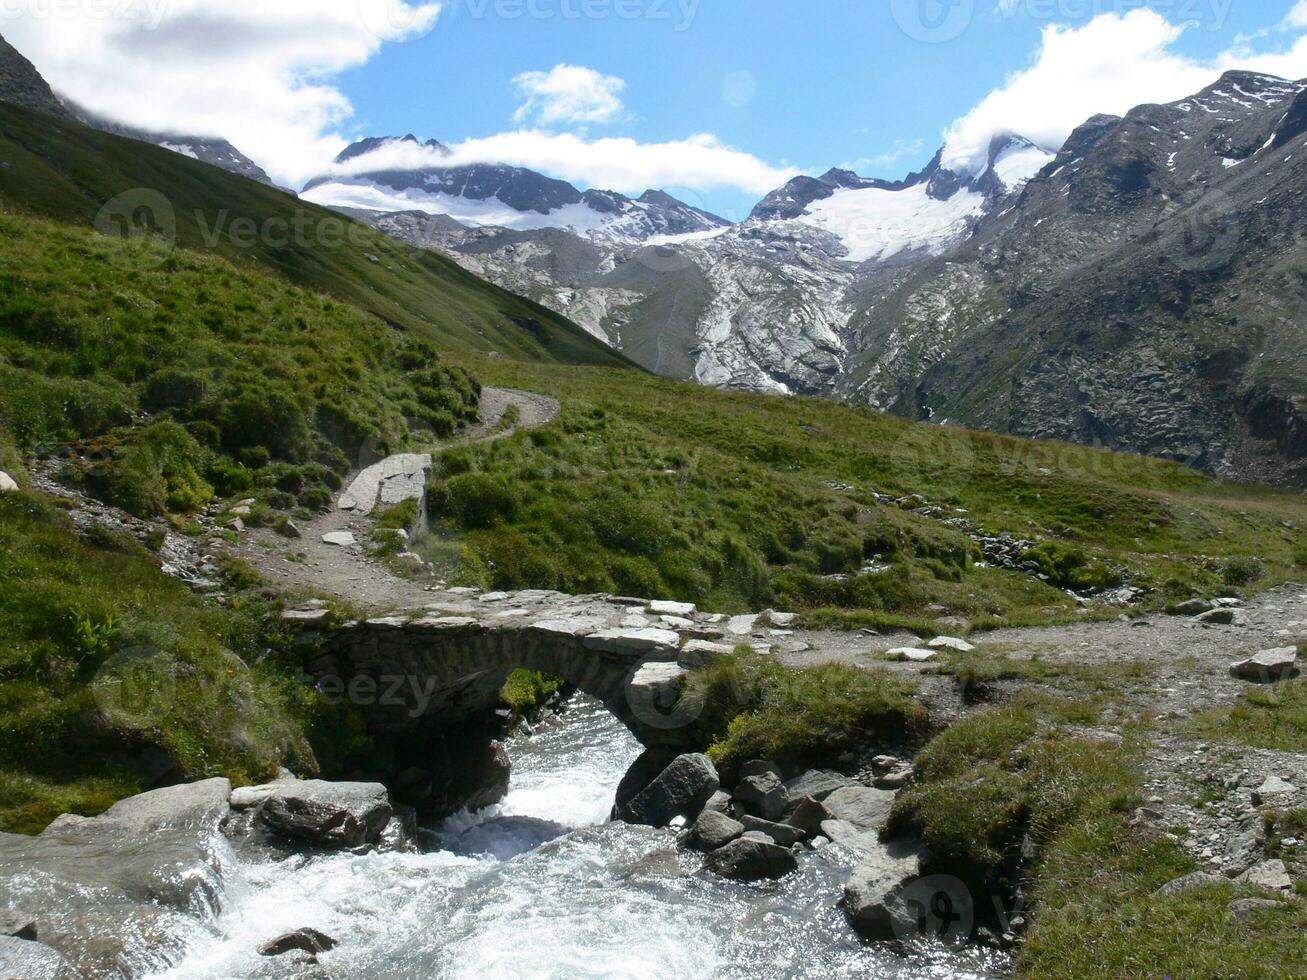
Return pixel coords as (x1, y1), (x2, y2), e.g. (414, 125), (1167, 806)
(0, 32), (72, 120)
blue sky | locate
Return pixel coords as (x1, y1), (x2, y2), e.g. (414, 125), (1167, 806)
(10, 0), (1307, 214)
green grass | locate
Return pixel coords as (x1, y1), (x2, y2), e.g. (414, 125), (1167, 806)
(887, 693), (1307, 976)
(499, 670), (564, 718)
(0, 489), (316, 832)
(411, 356), (1307, 625)
(1184, 673), (1307, 752)
(0, 101), (632, 370)
(0, 209), (479, 516)
(682, 650), (929, 774)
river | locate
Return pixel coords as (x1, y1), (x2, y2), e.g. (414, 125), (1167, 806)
(147, 697), (1005, 979)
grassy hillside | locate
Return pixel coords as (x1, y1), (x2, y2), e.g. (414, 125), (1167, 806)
(0, 101), (634, 369)
(419, 356), (1307, 630)
(0, 469), (312, 833)
(0, 209), (484, 518)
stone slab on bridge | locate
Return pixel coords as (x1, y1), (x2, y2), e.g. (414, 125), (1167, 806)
(288, 588), (787, 750)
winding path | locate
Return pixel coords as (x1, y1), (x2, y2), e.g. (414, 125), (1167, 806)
(230, 387), (558, 608)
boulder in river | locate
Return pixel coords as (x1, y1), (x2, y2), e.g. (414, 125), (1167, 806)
(683, 810), (745, 852)
(733, 772), (789, 821)
(842, 837), (924, 936)
(705, 836), (798, 881)
(784, 796), (833, 837)
(0, 909), (37, 939)
(784, 769), (852, 802)
(616, 753), (720, 827)
(822, 786), (896, 831)
(0, 936), (71, 979)
(258, 927), (338, 958)
(738, 815), (806, 847)
(0, 779), (233, 976)
(259, 779), (395, 850)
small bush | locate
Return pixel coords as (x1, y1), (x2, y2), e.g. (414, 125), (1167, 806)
(440, 473), (520, 529)
(1021, 541), (1121, 591)
(1221, 555), (1264, 587)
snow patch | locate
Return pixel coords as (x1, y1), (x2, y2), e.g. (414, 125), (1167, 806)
(796, 183), (986, 263)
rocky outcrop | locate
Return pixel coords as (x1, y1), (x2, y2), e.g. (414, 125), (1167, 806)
(258, 927), (338, 959)
(614, 753), (719, 827)
(0, 779), (233, 976)
(704, 836), (797, 881)
(732, 772), (789, 821)
(842, 837), (924, 936)
(682, 810), (745, 852)
(258, 779), (396, 850)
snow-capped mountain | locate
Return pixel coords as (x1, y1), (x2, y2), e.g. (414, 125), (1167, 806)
(336, 129), (1053, 392)
(316, 71), (1307, 485)
(302, 135), (730, 243)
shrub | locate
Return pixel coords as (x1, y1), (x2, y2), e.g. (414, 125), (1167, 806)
(1021, 541), (1121, 591)
(1221, 555), (1263, 587)
(441, 473), (520, 529)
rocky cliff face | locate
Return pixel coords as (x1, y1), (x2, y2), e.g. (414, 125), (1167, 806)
(892, 71), (1307, 485)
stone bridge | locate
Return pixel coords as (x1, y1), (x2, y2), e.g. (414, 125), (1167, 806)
(289, 588), (795, 752)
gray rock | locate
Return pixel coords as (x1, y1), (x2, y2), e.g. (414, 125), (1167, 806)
(1229, 647), (1299, 682)
(0, 909), (37, 939)
(874, 770), (913, 790)
(321, 531), (356, 547)
(702, 790), (732, 814)
(0, 779), (234, 976)
(1227, 897), (1282, 923)
(705, 837), (798, 881)
(784, 796), (834, 837)
(739, 760), (783, 780)
(887, 647), (937, 662)
(784, 769), (853, 802)
(260, 780), (394, 849)
(822, 785), (896, 831)
(582, 628), (680, 656)
(1196, 608), (1240, 625)
(258, 927), (338, 957)
(927, 636), (975, 652)
(1252, 776), (1297, 805)
(678, 640), (734, 669)
(616, 753), (719, 827)
(1170, 599), (1214, 616)
(842, 837), (924, 935)
(275, 519), (303, 539)
(1238, 859), (1292, 891)
(683, 810), (745, 851)
(733, 772), (789, 821)
(0, 472), (17, 493)
(738, 815), (807, 847)
(0, 936), (71, 979)
(1153, 871), (1224, 897)
(820, 818), (880, 853)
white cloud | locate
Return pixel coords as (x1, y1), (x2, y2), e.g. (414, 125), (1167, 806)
(0, 0), (441, 187)
(326, 130), (798, 195)
(512, 64), (626, 127)
(942, 8), (1307, 174)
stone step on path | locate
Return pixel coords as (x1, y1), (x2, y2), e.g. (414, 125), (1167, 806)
(337, 453), (432, 517)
